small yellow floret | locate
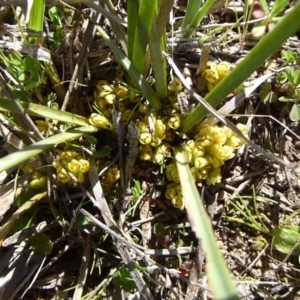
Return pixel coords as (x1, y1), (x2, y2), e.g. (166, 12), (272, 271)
(89, 113), (113, 130)
(139, 145), (153, 161)
(154, 119), (166, 139)
(99, 84), (114, 97)
(114, 86), (128, 99)
(106, 167), (120, 183)
(57, 168), (71, 183)
(168, 113), (181, 130)
(206, 168), (222, 185)
(165, 183), (184, 210)
(139, 132), (152, 145)
(104, 93), (116, 104)
(168, 77), (182, 92)
(30, 176), (47, 189)
(166, 163), (180, 183)
(216, 62), (230, 78)
(79, 159), (90, 173)
(68, 159), (81, 173)
(194, 156), (209, 169)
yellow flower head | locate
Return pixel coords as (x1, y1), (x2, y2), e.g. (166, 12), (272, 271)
(139, 145), (153, 161)
(168, 113), (181, 130)
(154, 119), (166, 139)
(183, 140), (195, 163)
(67, 159), (81, 173)
(30, 176), (47, 189)
(150, 135), (162, 147)
(216, 61), (230, 78)
(194, 156), (209, 169)
(57, 168), (71, 183)
(99, 84), (114, 98)
(89, 113), (113, 130)
(95, 97), (107, 110)
(106, 167), (120, 184)
(206, 168), (222, 185)
(114, 86), (128, 99)
(165, 183), (184, 210)
(139, 103), (148, 114)
(60, 151), (76, 161)
(79, 159), (90, 173)
(153, 142), (171, 164)
(139, 132), (152, 145)
(96, 80), (109, 91)
(166, 162), (180, 183)
(36, 120), (53, 134)
(104, 93), (116, 104)
(168, 77), (182, 92)
(136, 120), (148, 134)
(172, 195), (185, 210)
(192, 144), (205, 158)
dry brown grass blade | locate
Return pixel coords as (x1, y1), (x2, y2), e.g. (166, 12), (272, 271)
(72, 234), (90, 300)
(61, 10), (100, 111)
(88, 156), (155, 300)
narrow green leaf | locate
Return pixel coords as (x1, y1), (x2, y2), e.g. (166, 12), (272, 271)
(0, 126), (98, 172)
(259, 0), (270, 15)
(181, 0), (202, 34)
(156, 0), (174, 37)
(180, 2), (300, 133)
(182, 0), (215, 38)
(149, 14), (167, 99)
(27, 0), (45, 32)
(270, 0), (289, 18)
(131, 1), (156, 74)
(0, 98), (90, 126)
(26, 0), (45, 43)
(174, 147), (238, 299)
(127, 0), (139, 62)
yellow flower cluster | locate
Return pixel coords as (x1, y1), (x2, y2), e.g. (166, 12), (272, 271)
(138, 77), (185, 164)
(137, 112), (174, 164)
(165, 123), (247, 209)
(91, 79), (247, 210)
(165, 182), (184, 210)
(93, 80), (136, 127)
(98, 162), (120, 195)
(52, 151), (90, 185)
(35, 119), (55, 135)
(22, 162), (47, 190)
(202, 61), (231, 91)
(94, 80), (128, 117)
(185, 123), (247, 184)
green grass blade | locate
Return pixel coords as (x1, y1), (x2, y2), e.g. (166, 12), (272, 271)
(156, 0), (173, 37)
(131, 1), (156, 74)
(0, 125), (98, 173)
(97, 26), (162, 111)
(149, 26), (167, 99)
(182, 0), (215, 38)
(127, 0), (139, 61)
(26, 0), (45, 43)
(181, 0), (202, 31)
(0, 98), (90, 126)
(180, 1), (300, 133)
(174, 147), (238, 299)
(149, 8), (167, 99)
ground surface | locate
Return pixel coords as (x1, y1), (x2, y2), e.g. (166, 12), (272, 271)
(1, 1), (300, 299)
